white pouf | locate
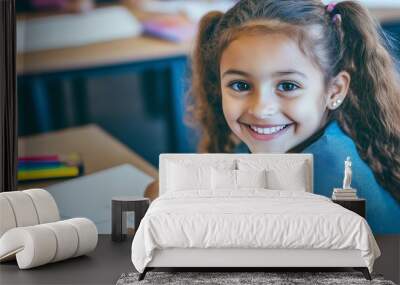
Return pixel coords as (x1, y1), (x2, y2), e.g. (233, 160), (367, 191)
(0, 189), (98, 269)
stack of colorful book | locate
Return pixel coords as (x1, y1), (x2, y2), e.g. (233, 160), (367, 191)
(332, 188), (358, 200)
(18, 153), (84, 182)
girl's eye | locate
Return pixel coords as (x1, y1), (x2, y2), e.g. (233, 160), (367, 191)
(228, 81), (251, 92)
(277, 82), (300, 92)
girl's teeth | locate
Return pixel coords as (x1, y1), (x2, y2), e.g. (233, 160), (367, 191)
(250, 125), (286, 135)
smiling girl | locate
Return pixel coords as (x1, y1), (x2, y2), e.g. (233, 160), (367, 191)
(187, 0), (400, 234)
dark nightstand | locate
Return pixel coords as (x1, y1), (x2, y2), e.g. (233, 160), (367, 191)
(112, 197), (150, 242)
(332, 198), (366, 218)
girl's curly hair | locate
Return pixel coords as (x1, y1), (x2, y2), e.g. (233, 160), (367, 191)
(186, 0), (400, 202)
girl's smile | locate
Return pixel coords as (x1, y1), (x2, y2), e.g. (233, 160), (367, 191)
(244, 122), (294, 141)
(220, 33), (330, 153)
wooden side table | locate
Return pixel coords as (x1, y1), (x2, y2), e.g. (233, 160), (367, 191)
(112, 196), (150, 242)
(332, 198), (366, 218)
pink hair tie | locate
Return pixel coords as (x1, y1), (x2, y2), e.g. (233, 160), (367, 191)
(326, 2), (336, 13)
(326, 2), (341, 25)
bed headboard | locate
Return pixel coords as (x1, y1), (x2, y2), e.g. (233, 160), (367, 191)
(159, 153), (313, 195)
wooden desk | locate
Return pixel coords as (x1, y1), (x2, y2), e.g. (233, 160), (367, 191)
(16, 4), (193, 75)
(17, 4), (195, 152)
(18, 124), (158, 190)
(17, 35), (192, 75)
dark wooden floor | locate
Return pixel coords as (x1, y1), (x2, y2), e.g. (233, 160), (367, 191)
(0, 235), (133, 285)
(374, 235), (400, 284)
(1, 235), (398, 285)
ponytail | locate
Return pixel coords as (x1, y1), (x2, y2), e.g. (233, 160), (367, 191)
(333, 1), (400, 201)
(187, 11), (238, 153)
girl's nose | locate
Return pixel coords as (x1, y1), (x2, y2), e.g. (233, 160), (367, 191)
(248, 98), (279, 119)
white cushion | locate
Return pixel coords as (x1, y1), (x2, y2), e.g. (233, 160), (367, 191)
(267, 167), (307, 191)
(212, 168), (236, 190)
(237, 169), (267, 188)
(0, 218), (97, 269)
(163, 158), (237, 193)
(42, 221), (79, 262)
(166, 162), (212, 191)
(0, 225), (57, 269)
(0, 196), (16, 237)
(238, 159), (308, 191)
(0, 192), (39, 227)
(23, 189), (60, 223)
(64, 218), (98, 257)
(0, 190), (60, 238)
(211, 169), (267, 191)
(0, 189), (98, 269)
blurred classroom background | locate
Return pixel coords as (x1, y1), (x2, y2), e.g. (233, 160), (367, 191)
(16, 0), (400, 186)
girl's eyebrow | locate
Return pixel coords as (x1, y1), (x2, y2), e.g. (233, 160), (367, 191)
(222, 69), (251, 78)
(274, 70), (307, 78)
(222, 69), (307, 79)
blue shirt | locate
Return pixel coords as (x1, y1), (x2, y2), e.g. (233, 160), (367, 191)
(235, 121), (400, 234)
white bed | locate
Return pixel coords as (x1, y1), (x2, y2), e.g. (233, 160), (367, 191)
(131, 154), (380, 281)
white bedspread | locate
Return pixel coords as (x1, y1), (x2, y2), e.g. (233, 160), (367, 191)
(131, 190), (380, 273)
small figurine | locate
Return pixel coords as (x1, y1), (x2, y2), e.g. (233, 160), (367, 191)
(342, 156), (352, 189)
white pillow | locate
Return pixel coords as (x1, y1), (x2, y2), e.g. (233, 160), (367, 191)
(211, 168), (236, 190)
(237, 159), (308, 191)
(266, 166), (307, 191)
(236, 169), (267, 188)
(211, 168), (267, 190)
(166, 162), (211, 191)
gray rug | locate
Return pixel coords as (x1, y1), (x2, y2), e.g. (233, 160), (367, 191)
(116, 271), (396, 285)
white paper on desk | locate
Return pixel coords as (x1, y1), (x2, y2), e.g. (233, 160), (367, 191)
(46, 164), (154, 234)
(17, 6), (142, 53)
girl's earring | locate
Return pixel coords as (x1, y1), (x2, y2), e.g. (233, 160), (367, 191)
(331, 99), (342, 109)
